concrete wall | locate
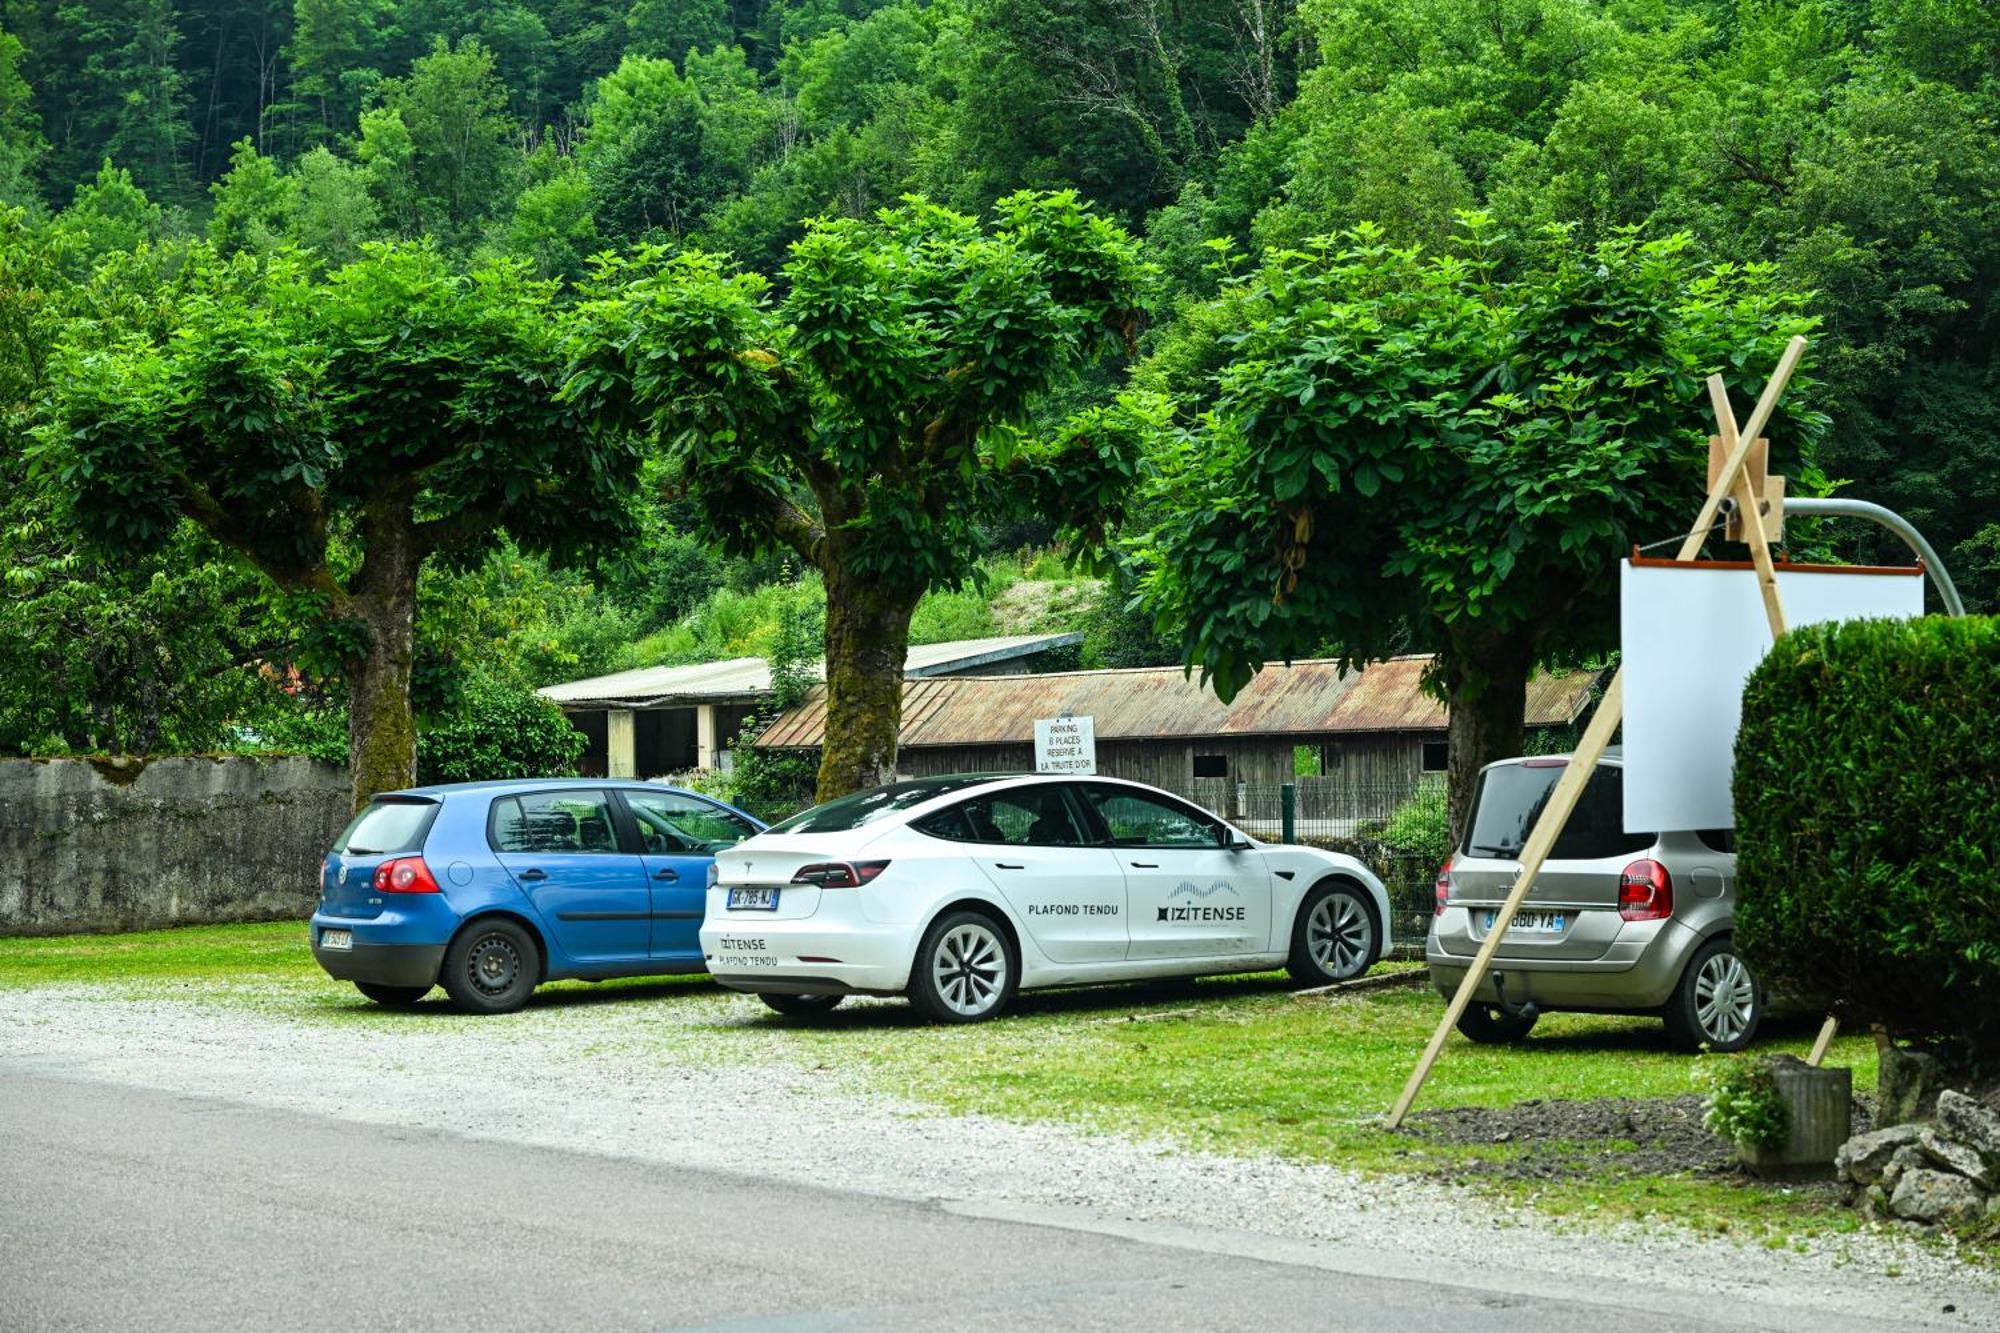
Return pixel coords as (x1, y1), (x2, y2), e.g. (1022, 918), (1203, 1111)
(0, 756), (351, 936)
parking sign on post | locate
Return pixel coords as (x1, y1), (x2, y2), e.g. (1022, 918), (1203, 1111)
(1033, 714), (1096, 775)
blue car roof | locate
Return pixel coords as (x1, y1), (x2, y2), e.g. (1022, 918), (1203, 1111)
(386, 777), (707, 800)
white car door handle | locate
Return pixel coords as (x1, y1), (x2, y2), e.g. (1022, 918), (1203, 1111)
(1129, 861), (1159, 869)
(994, 862), (1025, 870)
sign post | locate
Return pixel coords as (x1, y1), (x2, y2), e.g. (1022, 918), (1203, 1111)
(1033, 714), (1097, 775)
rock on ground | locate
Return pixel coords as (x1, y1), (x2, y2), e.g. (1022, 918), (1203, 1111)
(1889, 1168), (1989, 1228)
(1921, 1126), (1998, 1191)
(1836, 1123), (1923, 1185)
(1939, 1090), (2000, 1163)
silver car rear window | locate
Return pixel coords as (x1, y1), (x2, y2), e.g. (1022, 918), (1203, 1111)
(1463, 763), (1654, 861)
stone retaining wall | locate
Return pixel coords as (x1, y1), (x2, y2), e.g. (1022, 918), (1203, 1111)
(0, 756), (351, 936)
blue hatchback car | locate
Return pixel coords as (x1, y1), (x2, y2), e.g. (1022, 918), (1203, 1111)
(310, 779), (766, 1013)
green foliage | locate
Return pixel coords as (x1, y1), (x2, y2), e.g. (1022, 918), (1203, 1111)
(0, 25), (44, 208)
(726, 581), (823, 817)
(1377, 780), (1450, 867)
(49, 161), (167, 273)
(1735, 615), (2000, 1055)
(34, 240), (643, 801)
(246, 699), (349, 763)
(565, 189), (1155, 795)
(286, 145), (380, 265)
(377, 38), (522, 241)
(416, 673), (585, 784)
(581, 54), (723, 238)
(206, 138), (291, 254)
(1700, 1057), (1789, 1152)
(1139, 217), (1823, 829)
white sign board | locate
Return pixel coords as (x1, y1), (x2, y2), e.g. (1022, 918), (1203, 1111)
(1621, 559), (1923, 833)
(1034, 714), (1097, 775)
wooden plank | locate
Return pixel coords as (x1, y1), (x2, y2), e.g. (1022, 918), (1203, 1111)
(1808, 1015), (1840, 1067)
(1384, 335), (1810, 1130)
(1677, 337), (1807, 562)
(1708, 376), (1787, 640)
(1385, 671), (1625, 1128)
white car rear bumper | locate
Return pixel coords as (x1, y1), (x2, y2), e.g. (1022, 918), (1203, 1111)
(701, 892), (921, 995)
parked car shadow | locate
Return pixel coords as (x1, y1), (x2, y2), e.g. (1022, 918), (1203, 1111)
(317, 974), (722, 1019)
(1505, 1011), (1830, 1055)
(749, 971), (1301, 1030)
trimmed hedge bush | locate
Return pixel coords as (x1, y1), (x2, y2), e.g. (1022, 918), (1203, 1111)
(1735, 615), (2000, 1055)
(418, 678), (585, 785)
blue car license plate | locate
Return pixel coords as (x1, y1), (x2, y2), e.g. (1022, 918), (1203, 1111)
(728, 886), (779, 911)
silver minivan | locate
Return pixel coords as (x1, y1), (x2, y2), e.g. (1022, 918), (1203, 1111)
(1426, 749), (1762, 1052)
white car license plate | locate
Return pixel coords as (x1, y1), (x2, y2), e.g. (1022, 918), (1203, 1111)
(727, 886), (780, 911)
(1485, 910), (1565, 934)
(320, 928), (353, 951)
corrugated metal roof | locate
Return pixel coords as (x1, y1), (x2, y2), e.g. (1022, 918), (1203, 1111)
(538, 633), (1083, 708)
(751, 655), (1599, 749)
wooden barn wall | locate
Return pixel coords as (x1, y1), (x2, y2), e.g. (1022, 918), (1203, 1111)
(892, 733), (1430, 807)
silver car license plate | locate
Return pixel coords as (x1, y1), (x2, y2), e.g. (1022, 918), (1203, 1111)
(727, 886), (779, 911)
(1485, 910), (1565, 934)
(320, 928), (353, 950)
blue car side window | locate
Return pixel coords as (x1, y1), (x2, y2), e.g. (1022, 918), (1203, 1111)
(493, 792), (621, 854)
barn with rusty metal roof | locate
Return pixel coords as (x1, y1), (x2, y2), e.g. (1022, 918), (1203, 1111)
(752, 654), (1599, 822)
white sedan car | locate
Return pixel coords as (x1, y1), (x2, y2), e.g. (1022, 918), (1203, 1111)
(699, 774), (1392, 1022)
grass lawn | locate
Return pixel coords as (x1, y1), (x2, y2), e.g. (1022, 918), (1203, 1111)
(0, 921), (1894, 1245)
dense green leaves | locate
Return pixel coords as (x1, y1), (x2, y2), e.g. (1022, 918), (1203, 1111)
(1735, 616), (2000, 1056)
(32, 241), (643, 802)
(564, 189), (1154, 794)
(1139, 218), (1823, 831)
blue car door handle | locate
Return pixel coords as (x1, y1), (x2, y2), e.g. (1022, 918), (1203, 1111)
(653, 868), (679, 882)
(518, 868), (548, 882)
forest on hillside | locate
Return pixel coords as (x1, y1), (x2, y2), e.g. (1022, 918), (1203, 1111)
(1, 0), (1995, 796)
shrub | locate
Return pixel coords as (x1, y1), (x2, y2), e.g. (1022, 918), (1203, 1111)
(1378, 779), (1450, 867)
(1700, 1056), (1788, 1151)
(418, 677), (585, 785)
(1735, 615), (2000, 1055)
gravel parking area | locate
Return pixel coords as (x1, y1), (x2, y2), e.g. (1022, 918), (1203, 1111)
(2, 980), (1996, 1329)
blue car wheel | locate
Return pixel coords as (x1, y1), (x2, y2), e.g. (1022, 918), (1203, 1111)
(442, 918), (541, 1014)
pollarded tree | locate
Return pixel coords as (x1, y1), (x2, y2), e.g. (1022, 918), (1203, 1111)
(1140, 218), (1825, 841)
(565, 191), (1160, 800)
(37, 242), (643, 807)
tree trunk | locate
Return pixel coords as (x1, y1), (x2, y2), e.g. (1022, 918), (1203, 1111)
(816, 572), (920, 802)
(1440, 630), (1536, 852)
(342, 506), (424, 813)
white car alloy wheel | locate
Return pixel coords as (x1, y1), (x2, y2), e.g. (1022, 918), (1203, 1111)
(1309, 890), (1373, 979)
(932, 921), (1006, 1017)
(1289, 883), (1374, 985)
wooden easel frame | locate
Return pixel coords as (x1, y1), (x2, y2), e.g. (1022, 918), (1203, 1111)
(1385, 335), (1817, 1129)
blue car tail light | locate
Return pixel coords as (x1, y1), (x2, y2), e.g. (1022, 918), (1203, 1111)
(372, 856), (442, 894)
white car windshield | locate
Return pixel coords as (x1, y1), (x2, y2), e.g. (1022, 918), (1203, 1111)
(765, 776), (996, 834)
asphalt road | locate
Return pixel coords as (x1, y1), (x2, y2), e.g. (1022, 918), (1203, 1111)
(0, 1070), (1816, 1333)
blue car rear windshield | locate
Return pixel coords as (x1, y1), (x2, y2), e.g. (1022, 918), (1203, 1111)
(765, 776), (995, 834)
(333, 797), (437, 855)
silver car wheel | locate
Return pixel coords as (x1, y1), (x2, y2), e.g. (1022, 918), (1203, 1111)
(1694, 951), (1756, 1045)
(1308, 892), (1373, 979)
(930, 922), (1005, 1018)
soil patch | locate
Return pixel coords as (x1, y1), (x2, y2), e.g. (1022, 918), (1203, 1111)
(1405, 1094), (1740, 1183)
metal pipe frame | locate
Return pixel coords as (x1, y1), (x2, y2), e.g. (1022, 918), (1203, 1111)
(1783, 497), (1967, 617)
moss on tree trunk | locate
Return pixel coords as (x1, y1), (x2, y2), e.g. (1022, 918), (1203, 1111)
(341, 500), (423, 813)
(815, 574), (919, 802)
